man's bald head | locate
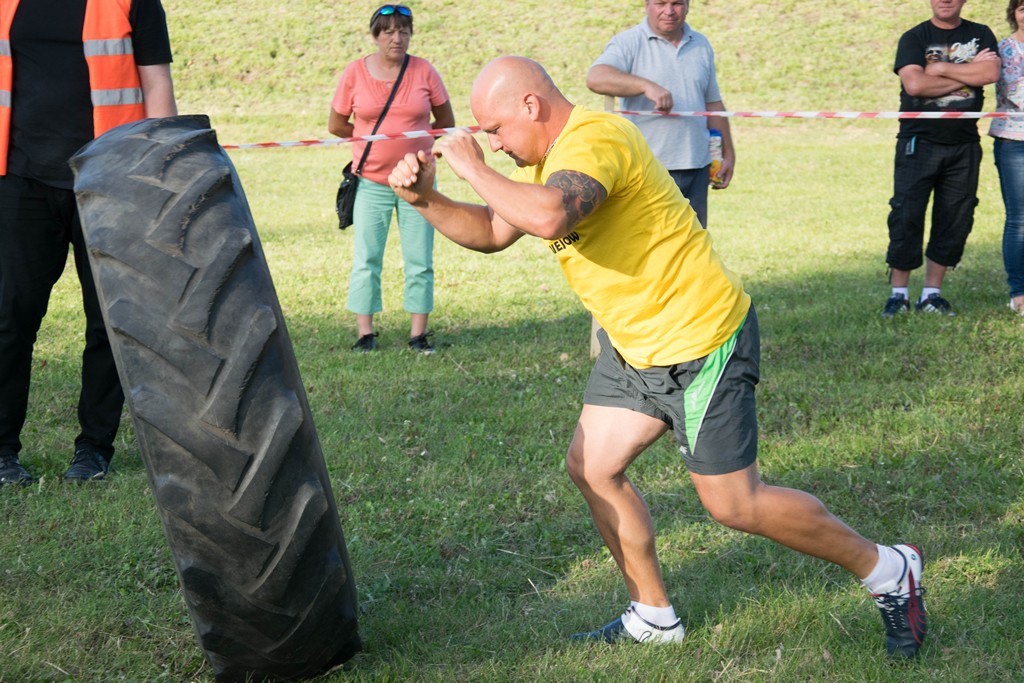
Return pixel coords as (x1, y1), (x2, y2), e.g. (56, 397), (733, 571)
(468, 56), (574, 167)
(470, 56), (561, 115)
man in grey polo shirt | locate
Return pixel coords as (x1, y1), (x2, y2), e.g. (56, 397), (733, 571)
(587, 0), (733, 229)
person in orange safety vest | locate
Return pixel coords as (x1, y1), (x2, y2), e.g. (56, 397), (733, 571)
(0, 0), (177, 486)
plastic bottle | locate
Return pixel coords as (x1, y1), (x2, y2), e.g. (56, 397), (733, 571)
(708, 129), (724, 187)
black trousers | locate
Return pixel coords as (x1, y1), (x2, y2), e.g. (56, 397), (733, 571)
(0, 173), (123, 461)
(886, 137), (982, 271)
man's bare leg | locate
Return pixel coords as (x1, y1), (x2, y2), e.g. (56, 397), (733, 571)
(565, 404), (671, 605)
(689, 463), (878, 577)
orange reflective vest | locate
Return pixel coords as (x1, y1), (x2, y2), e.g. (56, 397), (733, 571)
(0, 0), (145, 175)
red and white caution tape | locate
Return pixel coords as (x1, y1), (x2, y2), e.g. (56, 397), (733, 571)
(221, 110), (1023, 150)
(614, 109), (1023, 120)
(221, 125), (480, 150)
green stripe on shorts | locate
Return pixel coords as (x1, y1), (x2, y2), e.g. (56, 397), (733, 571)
(684, 316), (745, 454)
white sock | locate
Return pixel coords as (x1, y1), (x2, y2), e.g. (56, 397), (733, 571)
(630, 601), (679, 628)
(861, 544), (903, 594)
(891, 287), (909, 300)
(920, 287), (940, 303)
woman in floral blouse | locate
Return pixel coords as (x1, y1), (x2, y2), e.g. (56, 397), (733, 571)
(990, 0), (1024, 315)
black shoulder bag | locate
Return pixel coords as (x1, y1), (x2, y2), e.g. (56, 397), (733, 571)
(335, 54), (410, 230)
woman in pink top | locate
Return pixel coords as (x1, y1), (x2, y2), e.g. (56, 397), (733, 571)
(329, 5), (454, 352)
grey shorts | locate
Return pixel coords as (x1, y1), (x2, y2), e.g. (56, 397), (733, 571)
(583, 305), (760, 475)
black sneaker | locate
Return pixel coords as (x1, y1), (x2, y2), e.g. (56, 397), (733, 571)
(882, 294), (910, 318)
(408, 333), (435, 355)
(351, 333), (379, 352)
(915, 294), (955, 316)
(871, 544), (927, 658)
(570, 606), (685, 644)
(63, 447), (110, 483)
(0, 455), (33, 487)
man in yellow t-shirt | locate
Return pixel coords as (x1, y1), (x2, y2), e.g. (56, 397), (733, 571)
(509, 105), (746, 368)
(388, 56), (927, 658)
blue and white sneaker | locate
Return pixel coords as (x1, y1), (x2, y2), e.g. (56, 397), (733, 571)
(570, 605), (685, 644)
(871, 544), (927, 658)
(915, 294), (955, 316)
(882, 294), (910, 318)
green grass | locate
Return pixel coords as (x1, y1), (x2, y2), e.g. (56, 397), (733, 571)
(3, 1), (1024, 681)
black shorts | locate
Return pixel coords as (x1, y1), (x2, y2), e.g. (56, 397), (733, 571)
(886, 137), (981, 270)
(583, 305), (761, 475)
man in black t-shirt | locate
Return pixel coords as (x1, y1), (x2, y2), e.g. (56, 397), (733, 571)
(0, 0), (177, 486)
(881, 0), (999, 319)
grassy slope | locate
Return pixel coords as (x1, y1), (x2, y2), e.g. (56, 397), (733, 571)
(166, 1), (955, 138)
(2, 1), (1022, 681)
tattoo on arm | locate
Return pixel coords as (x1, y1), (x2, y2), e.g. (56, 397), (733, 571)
(547, 170), (607, 229)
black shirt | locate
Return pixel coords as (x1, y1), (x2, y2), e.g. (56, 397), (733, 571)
(8, 0), (173, 187)
(893, 18), (997, 144)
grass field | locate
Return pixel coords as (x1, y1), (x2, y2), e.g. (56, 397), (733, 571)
(2, 1), (1023, 681)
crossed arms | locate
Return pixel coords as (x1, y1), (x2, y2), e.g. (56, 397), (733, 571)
(898, 48), (1000, 98)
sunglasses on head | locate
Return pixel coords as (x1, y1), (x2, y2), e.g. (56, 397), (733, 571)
(373, 5), (412, 19)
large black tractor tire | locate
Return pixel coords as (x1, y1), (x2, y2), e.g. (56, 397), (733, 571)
(70, 115), (361, 682)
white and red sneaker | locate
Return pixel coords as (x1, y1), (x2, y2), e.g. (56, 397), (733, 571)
(872, 544), (927, 657)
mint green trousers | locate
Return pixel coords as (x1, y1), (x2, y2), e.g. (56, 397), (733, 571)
(347, 178), (435, 315)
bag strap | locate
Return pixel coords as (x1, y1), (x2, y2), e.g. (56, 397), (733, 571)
(354, 53), (411, 175)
